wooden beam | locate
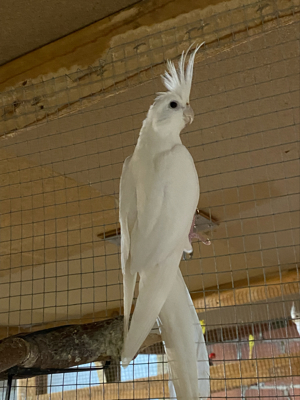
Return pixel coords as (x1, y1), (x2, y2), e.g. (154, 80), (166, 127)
(0, 0), (297, 137)
(192, 268), (300, 312)
(1, 268), (298, 340)
(0, 0), (222, 92)
(211, 351), (300, 393)
(1, 0), (297, 92)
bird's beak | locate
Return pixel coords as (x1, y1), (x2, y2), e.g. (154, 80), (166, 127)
(183, 105), (194, 125)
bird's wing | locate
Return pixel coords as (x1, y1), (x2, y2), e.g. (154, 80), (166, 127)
(130, 144), (199, 274)
(119, 156), (137, 337)
(122, 144), (200, 365)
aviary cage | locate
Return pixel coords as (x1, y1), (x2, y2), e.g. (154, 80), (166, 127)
(0, 0), (299, 398)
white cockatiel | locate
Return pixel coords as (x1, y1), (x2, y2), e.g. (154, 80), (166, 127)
(291, 303), (300, 335)
(119, 45), (210, 399)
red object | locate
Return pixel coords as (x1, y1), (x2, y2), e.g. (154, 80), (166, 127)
(209, 352), (216, 359)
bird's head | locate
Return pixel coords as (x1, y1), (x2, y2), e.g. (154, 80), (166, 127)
(148, 43), (203, 135)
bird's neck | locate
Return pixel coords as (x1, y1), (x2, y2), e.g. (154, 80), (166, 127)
(136, 117), (182, 153)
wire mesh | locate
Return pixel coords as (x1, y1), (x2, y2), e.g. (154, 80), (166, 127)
(0, 0), (299, 398)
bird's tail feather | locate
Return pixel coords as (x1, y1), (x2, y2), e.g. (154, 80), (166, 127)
(123, 263), (137, 338)
(158, 270), (210, 400)
(121, 250), (182, 367)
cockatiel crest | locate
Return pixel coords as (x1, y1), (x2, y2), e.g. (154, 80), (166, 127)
(160, 43), (203, 103)
(146, 43), (204, 133)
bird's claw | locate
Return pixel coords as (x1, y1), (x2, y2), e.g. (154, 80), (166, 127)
(189, 231), (211, 246)
(188, 213), (211, 246)
(183, 250), (193, 261)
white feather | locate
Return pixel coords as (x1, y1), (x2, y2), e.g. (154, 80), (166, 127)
(158, 270), (210, 400)
(119, 156), (137, 338)
(291, 303), (300, 336)
(161, 42), (204, 103)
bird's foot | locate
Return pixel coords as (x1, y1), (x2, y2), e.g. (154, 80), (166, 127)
(183, 250), (193, 260)
(189, 222), (211, 245)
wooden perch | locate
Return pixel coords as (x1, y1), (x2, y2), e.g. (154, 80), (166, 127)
(0, 311), (295, 381)
(0, 316), (161, 380)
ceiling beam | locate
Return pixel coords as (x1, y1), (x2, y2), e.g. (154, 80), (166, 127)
(192, 268), (300, 312)
(0, 0), (296, 137)
(0, 0), (221, 93)
(1, 268), (298, 340)
(212, 350), (300, 393)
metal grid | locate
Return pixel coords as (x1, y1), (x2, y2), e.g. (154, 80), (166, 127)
(0, 0), (299, 398)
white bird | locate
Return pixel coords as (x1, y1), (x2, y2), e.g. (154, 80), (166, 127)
(119, 44), (210, 399)
(291, 303), (300, 335)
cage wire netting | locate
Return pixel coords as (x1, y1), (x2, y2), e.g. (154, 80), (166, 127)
(0, 0), (299, 398)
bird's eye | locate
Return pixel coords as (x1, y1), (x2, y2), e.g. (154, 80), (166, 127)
(169, 101), (178, 109)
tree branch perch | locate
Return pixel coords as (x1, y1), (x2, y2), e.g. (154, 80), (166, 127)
(0, 316), (161, 380)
